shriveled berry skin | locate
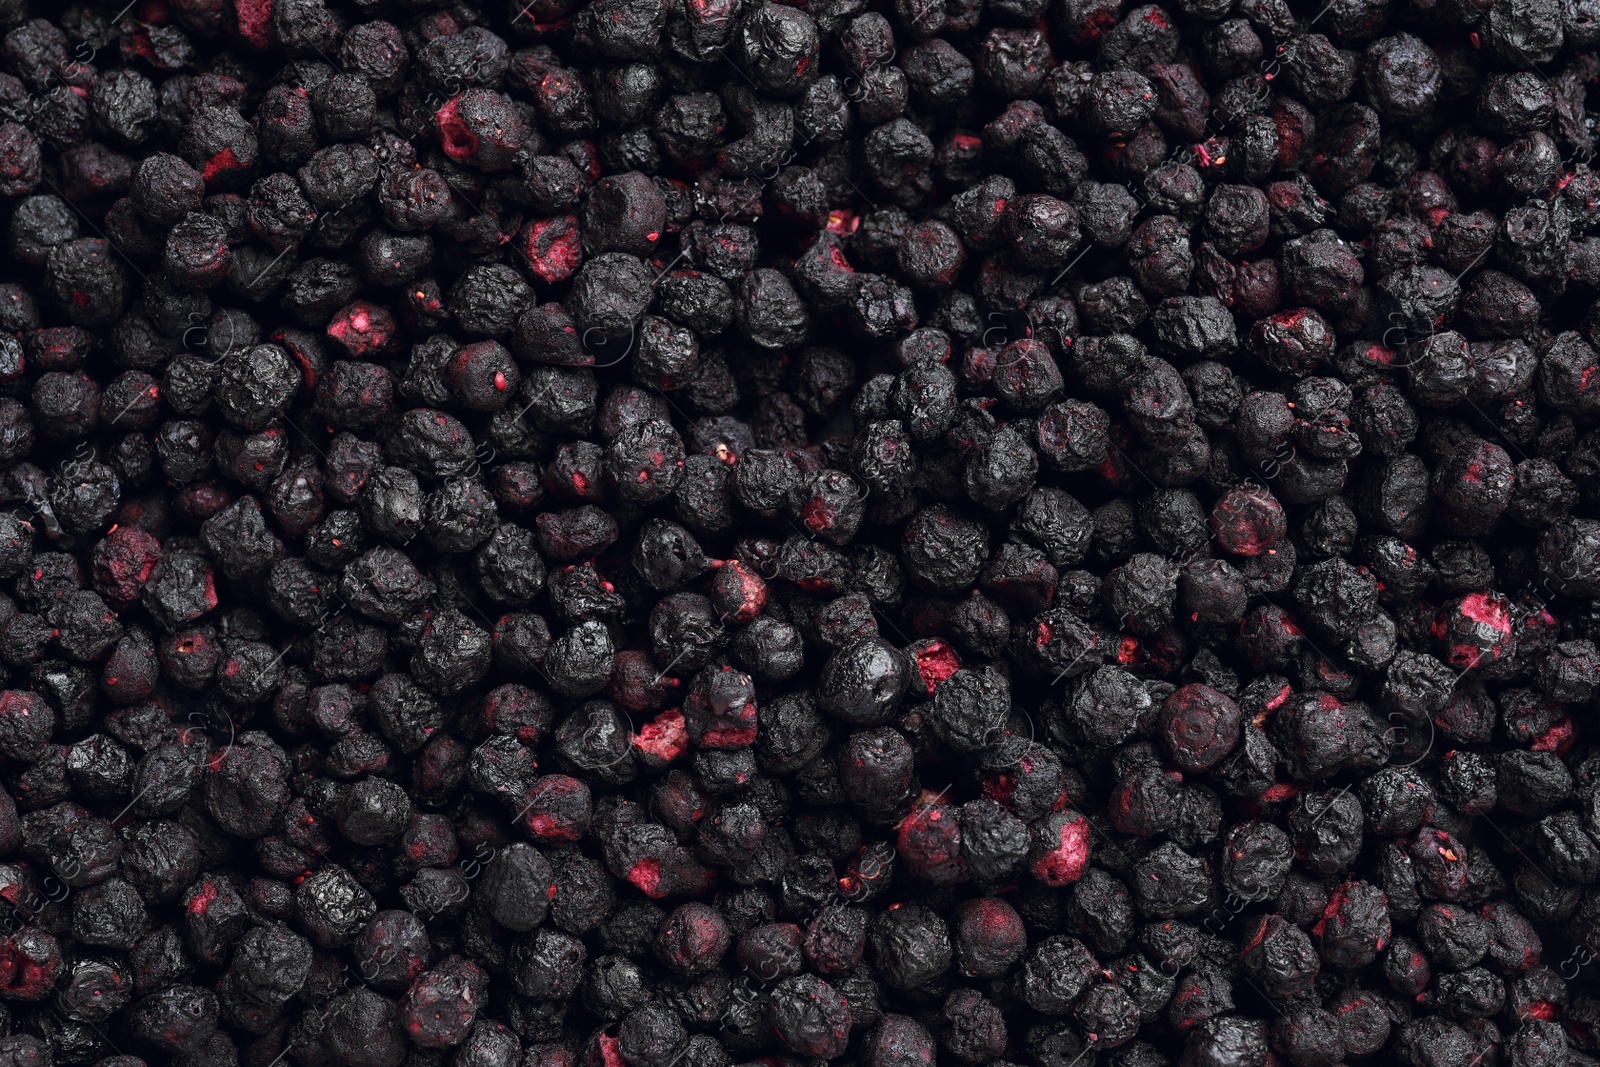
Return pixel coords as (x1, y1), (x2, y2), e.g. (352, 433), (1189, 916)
(766, 974), (851, 1057)
(1212, 484), (1287, 557)
(952, 897), (1026, 977)
(902, 506), (989, 593)
(132, 984), (219, 1052)
(1158, 684), (1241, 771)
(401, 968), (479, 1048)
(817, 637), (911, 727)
(204, 742), (289, 839)
(1269, 692), (1390, 781)
(870, 904), (952, 991)
(655, 902), (731, 977)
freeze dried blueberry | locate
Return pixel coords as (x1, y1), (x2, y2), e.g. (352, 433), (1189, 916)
(0, 1), (1591, 1058)
(131, 984), (218, 1053)
(1158, 685), (1241, 771)
(204, 741), (288, 839)
(818, 638), (911, 727)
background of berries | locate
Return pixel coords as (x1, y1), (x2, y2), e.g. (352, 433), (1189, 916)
(0, 0), (1591, 1066)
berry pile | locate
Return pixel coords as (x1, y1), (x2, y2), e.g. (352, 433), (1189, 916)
(0, 0), (1592, 1065)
